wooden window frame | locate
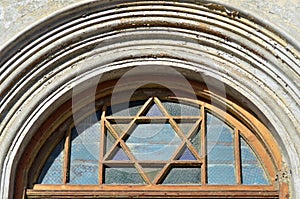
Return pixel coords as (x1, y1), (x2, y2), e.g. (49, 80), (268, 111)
(16, 79), (286, 198)
(26, 97), (279, 198)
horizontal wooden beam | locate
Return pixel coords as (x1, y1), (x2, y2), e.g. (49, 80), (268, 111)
(32, 184), (277, 190)
(27, 188), (279, 198)
(106, 116), (200, 121)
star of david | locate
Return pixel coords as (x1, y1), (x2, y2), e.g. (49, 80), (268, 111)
(103, 97), (202, 184)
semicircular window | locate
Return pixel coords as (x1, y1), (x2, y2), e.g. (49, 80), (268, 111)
(31, 97), (279, 198)
(38, 97), (269, 186)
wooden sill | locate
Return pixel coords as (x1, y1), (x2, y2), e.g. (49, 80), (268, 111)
(27, 185), (279, 198)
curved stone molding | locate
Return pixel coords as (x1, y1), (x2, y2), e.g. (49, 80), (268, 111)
(0, 1), (299, 198)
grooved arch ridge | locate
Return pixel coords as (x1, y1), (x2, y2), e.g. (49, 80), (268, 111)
(0, 1), (299, 199)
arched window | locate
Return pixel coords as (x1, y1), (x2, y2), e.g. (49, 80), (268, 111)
(23, 88), (282, 198)
(4, 1), (296, 198)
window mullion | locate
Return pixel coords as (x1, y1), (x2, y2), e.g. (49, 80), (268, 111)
(234, 129), (242, 185)
(201, 105), (206, 185)
(63, 128), (71, 184)
(99, 108), (106, 184)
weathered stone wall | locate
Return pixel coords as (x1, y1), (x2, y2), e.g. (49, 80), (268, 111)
(0, 0), (299, 199)
(1, 0), (300, 47)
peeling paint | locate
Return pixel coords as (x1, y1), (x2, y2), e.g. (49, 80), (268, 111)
(204, 3), (240, 18)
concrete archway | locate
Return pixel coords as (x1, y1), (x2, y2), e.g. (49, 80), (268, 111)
(0, 1), (299, 198)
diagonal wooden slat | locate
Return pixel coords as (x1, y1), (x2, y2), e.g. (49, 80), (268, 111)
(104, 120), (151, 184)
(185, 119), (202, 158)
(103, 98), (153, 161)
(151, 97), (203, 184)
(105, 118), (151, 184)
(119, 140), (152, 184)
(104, 121), (125, 160)
(103, 98), (155, 184)
(154, 97), (202, 161)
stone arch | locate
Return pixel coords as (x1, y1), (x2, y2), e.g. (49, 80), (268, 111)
(0, 1), (299, 198)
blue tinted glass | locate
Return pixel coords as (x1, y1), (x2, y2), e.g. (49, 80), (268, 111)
(162, 167), (201, 184)
(207, 113), (236, 184)
(126, 123), (181, 160)
(112, 147), (130, 160)
(208, 165), (236, 184)
(206, 115), (233, 143)
(240, 137), (269, 184)
(69, 115), (101, 184)
(178, 123), (194, 136)
(111, 124), (128, 137)
(38, 139), (64, 184)
(142, 165), (164, 182)
(104, 167), (145, 184)
(208, 145), (234, 164)
(145, 103), (164, 116)
(105, 130), (115, 155)
(163, 102), (200, 116)
(179, 147), (196, 160)
(191, 126), (201, 156)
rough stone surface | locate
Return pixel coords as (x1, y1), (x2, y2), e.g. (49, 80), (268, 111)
(0, 1), (299, 199)
(0, 0), (300, 48)
(0, 0), (78, 47)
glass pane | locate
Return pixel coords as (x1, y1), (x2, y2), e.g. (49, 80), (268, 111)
(104, 166), (145, 184)
(240, 137), (269, 184)
(111, 146), (130, 160)
(142, 165), (164, 182)
(208, 165), (236, 184)
(111, 123), (128, 137)
(69, 115), (100, 184)
(207, 113), (236, 184)
(177, 123), (194, 136)
(178, 147), (196, 160)
(105, 130), (115, 155)
(191, 126), (201, 156)
(126, 123), (181, 160)
(208, 145), (234, 164)
(37, 139), (64, 184)
(144, 103), (163, 116)
(162, 167), (201, 184)
(162, 102), (200, 116)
